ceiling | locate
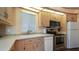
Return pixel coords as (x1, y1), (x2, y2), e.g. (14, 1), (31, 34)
(63, 7), (79, 10)
(43, 7), (79, 14)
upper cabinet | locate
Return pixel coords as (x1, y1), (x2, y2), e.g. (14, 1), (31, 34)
(38, 11), (64, 27)
(0, 7), (16, 25)
(6, 7), (16, 25)
(38, 11), (51, 27)
(0, 7), (10, 25)
(66, 13), (77, 22)
(50, 13), (62, 21)
(0, 8), (7, 21)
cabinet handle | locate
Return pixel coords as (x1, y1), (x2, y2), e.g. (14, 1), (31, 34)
(24, 47), (25, 50)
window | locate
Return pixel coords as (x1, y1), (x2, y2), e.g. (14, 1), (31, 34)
(20, 10), (37, 33)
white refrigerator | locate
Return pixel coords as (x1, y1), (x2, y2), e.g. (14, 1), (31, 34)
(67, 21), (79, 48)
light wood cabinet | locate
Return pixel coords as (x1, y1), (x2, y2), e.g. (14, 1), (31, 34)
(12, 37), (44, 51)
(50, 13), (62, 21)
(33, 38), (44, 51)
(0, 7), (6, 20)
(14, 40), (24, 51)
(6, 7), (16, 25)
(66, 13), (77, 22)
(38, 11), (64, 27)
(39, 11), (51, 27)
(0, 7), (16, 25)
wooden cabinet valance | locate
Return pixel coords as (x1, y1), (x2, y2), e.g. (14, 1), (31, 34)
(66, 13), (77, 22)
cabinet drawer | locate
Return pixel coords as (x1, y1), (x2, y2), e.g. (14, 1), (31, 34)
(24, 43), (34, 51)
(24, 39), (33, 45)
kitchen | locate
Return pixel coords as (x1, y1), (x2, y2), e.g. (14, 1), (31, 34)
(0, 7), (79, 51)
(0, 7), (54, 51)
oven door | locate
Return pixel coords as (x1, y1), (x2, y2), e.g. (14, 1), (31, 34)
(54, 35), (65, 50)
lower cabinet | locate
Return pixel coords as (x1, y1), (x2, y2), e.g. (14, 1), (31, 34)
(44, 37), (53, 51)
(11, 37), (44, 51)
(13, 40), (24, 51)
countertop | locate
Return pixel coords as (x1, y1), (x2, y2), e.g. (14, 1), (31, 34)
(0, 34), (53, 51)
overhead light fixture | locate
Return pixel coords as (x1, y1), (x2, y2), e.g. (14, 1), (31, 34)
(31, 7), (43, 10)
(43, 9), (54, 13)
(54, 11), (65, 15)
(43, 9), (65, 15)
(23, 7), (65, 15)
(23, 7), (40, 12)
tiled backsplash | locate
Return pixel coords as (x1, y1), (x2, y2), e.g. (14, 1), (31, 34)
(6, 26), (16, 35)
(0, 24), (16, 36)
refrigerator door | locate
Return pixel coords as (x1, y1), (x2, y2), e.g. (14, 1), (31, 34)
(67, 29), (79, 48)
(67, 22), (79, 30)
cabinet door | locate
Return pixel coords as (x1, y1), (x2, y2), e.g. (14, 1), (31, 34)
(6, 7), (15, 25)
(40, 11), (51, 27)
(13, 38), (44, 51)
(24, 38), (44, 51)
(50, 13), (62, 21)
(24, 39), (34, 51)
(0, 7), (6, 20)
(32, 37), (44, 51)
(66, 14), (77, 22)
(44, 37), (53, 51)
(14, 40), (24, 51)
